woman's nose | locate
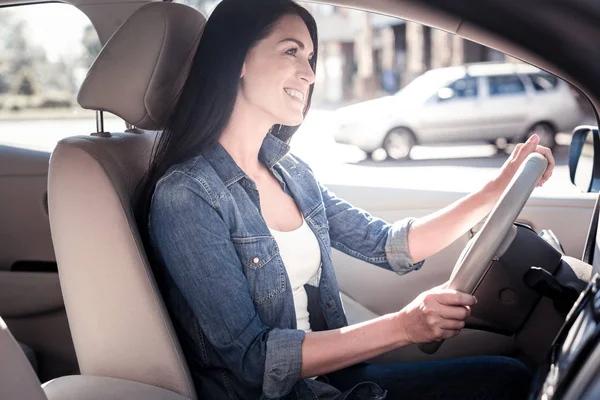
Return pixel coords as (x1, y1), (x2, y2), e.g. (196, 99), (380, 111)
(299, 60), (315, 85)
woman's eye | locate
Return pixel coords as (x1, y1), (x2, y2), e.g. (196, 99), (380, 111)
(285, 48), (297, 56)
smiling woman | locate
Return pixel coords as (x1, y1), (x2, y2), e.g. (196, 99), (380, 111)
(180, 0), (590, 187)
(131, 1), (550, 399)
(237, 14), (316, 128)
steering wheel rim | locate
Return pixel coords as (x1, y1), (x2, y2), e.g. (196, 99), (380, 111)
(420, 152), (548, 354)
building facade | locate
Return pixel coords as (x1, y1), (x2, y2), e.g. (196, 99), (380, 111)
(305, 5), (509, 108)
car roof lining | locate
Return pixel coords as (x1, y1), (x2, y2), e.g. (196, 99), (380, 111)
(0, 0), (597, 111)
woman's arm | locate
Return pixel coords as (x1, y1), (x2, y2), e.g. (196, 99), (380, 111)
(318, 183), (423, 275)
(301, 313), (407, 378)
(152, 171), (475, 392)
(300, 285), (477, 378)
(407, 134), (555, 264)
(406, 181), (499, 264)
(152, 171), (479, 390)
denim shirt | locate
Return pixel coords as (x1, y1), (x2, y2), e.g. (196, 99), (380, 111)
(148, 133), (424, 400)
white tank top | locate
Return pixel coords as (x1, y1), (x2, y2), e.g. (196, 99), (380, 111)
(269, 219), (321, 332)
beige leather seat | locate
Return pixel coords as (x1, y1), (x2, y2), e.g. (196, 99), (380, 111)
(2, 314), (190, 400)
(45, 3), (205, 398)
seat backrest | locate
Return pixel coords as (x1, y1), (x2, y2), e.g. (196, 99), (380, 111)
(0, 317), (47, 400)
(47, 3), (205, 398)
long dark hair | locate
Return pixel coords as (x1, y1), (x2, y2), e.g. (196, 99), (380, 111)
(134, 0), (318, 256)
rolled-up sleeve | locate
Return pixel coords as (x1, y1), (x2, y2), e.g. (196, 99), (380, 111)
(385, 217), (424, 274)
(320, 182), (424, 275)
(149, 172), (303, 398)
(263, 328), (305, 397)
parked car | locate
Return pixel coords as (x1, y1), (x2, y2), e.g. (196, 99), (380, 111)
(333, 62), (583, 159)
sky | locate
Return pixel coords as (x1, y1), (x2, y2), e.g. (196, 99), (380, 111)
(6, 3), (95, 63)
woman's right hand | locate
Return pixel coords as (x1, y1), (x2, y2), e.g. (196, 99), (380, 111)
(394, 284), (477, 344)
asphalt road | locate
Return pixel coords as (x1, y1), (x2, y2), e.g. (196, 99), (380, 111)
(304, 142), (581, 195)
(291, 110), (587, 195)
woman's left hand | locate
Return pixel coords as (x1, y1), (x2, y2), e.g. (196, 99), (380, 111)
(491, 134), (555, 194)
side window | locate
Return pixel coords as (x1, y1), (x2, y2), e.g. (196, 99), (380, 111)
(528, 73), (559, 92)
(180, 0), (594, 194)
(447, 77), (478, 99)
(0, 4), (123, 151)
(487, 75), (526, 96)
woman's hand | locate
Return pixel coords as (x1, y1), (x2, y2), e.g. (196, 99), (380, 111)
(394, 284), (477, 344)
(490, 134), (555, 196)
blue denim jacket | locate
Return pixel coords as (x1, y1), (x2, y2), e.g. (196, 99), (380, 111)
(149, 133), (423, 399)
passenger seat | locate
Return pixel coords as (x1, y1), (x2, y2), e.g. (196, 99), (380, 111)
(45, 2), (205, 399)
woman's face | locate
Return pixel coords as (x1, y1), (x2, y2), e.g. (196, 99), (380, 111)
(239, 14), (315, 127)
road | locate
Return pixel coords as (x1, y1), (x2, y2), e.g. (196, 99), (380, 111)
(0, 111), (591, 196)
(307, 141), (580, 195)
(292, 110), (586, 195)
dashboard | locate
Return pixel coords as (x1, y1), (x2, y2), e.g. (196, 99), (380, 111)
(532, 197), (600, 399)
(532, 274), (600, 399)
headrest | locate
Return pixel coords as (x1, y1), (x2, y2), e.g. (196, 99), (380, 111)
(77, 3), (205, 130)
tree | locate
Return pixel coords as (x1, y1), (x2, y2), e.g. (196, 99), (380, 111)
(17, 71), (35, 96)
(81, 24), (102, 68)
(0, 15), (47, 74)
(0, 75), (9, 95)
(0, 9), (16, 50)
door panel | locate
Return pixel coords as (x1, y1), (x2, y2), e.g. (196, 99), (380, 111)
(328, 183), (595, 362)
(0, 272), (63, 317)
(0, 145), (77, 381)
(0, 146), (55, 273)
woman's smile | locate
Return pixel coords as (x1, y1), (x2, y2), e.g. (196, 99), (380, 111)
(284, 87), (305, 104)
(283, 88), (305, 107)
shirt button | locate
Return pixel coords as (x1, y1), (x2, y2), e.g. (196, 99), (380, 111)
(326, 303), (331, 308)
(252, 257), (260, 264)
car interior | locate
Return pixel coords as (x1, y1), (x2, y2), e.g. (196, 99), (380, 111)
(1, 0), (600, 399)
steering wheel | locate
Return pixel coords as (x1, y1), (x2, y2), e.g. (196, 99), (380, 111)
(419, 153), (548, 354)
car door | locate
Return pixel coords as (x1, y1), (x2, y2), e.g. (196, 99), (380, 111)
(323, 181), (596, 363)
(478, 74), (531, 140)
(416, 76), (484, 143)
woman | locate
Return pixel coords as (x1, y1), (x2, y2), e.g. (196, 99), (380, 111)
(135, 0), (555, 399)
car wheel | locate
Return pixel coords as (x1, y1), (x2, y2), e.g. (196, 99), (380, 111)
(526, 122), (556, 149)
(383, 128), (415, 160)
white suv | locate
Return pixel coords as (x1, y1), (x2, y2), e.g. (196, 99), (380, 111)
(333, 62), (583, 159)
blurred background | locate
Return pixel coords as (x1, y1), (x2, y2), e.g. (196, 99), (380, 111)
(0, 1), (596, 193)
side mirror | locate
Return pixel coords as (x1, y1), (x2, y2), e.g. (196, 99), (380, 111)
(569, 126), (600, 192)
(437, 87), (455, 101)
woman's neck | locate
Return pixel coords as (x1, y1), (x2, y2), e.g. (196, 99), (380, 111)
(219, 96), (274, 176)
